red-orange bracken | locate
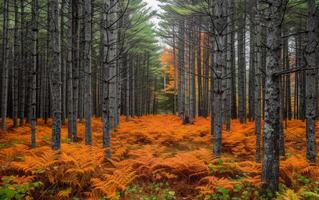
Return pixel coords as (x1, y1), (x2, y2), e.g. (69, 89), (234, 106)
(0, 116), (318, 199)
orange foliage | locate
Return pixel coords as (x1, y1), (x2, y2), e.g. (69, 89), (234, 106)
(0, 116), (319, 199)
(160, 48), (176, 94)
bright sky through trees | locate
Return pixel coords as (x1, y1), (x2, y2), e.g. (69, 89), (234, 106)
(144, 0), (160, 27)
(144, 0), (160, 10)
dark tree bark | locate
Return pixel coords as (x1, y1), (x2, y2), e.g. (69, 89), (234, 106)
(197, 27), (202, 117)
(305, 0), (318, 163)
(67, 0), (74, 141)
(84, 0), (92, 145)
(13, 0), (20, 128)
(19, 0), (26, 127)
(248, 0), (255, 122)
(31, 0), (39, 147)
(72, 0), (80, 141)
(262, 0), (287, 194)
(178, 19), (185, 119)
(49, 0), (62, 150)
(255, 0), (262, 162)
(1, 0), (9, 130)
(211, 0), (226, 157)
(237, 0), (246, 124)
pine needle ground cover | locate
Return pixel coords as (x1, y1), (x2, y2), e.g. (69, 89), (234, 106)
(0, 116), (319, 200)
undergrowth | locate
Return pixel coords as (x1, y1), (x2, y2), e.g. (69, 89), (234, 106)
(0, 116), (318, 199)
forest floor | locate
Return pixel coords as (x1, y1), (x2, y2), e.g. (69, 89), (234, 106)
(0, 116), (319, 200)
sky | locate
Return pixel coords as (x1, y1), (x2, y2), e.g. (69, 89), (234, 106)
(144, 0), (160, 10)
(143, 0), (166, 46)
(143, 0), (161, 28)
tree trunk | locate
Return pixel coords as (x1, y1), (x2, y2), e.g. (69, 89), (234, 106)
(61, 0), (67, 125)
(237, 0), (246, 124)
(72, 0), (79, 141)
(1, 0), (9, 130)
(197, 26), (202, 117)
(255, 0), (262, 162)
(178, 19), (185, 119)
(262, 0), (287, 194)
(49, 0), (62, 150)
(108, 0), (118, 130)
(189, 18), (195, 122)
(212, 0), (226, 157)
(248, 0), (255, 122)
(67, 0), (74, 141)
(225, 0), (233, 131)
(305, 0), (318, 163)
(31, 0), (38, 147)
(19, 0), (26, 127)
(13, 0), (20, 128)
(84, 0), (92, 145)
(230, 3), (237, 119)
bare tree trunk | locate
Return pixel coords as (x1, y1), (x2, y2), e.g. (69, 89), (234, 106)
(1, 0), (9, 130)
(126, 55), (130, 121)
(108, 0), (118, 130)
(31, 0), (38, 147)
(84, 0), (92, 145)
(255, 0), (262, 162)
(279, 36), (285, 157)
(178, 19), (185, 119)
(197, 26), (202, 117)
(67, 0), (74, 141)
(225, 0), (233, 131)
(78, 2), (85, 122)
(212, 0), (226, 157)
(13, 0), (20, 128)
(189, 18), (195, 123)
(19, 0), (26, 127)
(61, 0), (66, 124)
(72, 0), (79, 141)
(203, 35), (209, 118)
(305, 0), (318, 163)
(262, 0), (287, 194)
(230, 3), (237, 119)
(49, 0), (62, 150)
(172, 26), (178, 115)
(237, 0), (246, 124)
(248, 0), (255, 122)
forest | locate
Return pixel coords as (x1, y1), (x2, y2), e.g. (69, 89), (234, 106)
(0, 0), (319, 199)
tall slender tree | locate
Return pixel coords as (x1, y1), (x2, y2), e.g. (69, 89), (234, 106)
(1, 0), (9, 130)
(31, 0), (39, 147)
(49, 0), (62, 150)
(84, 0), (92, 145)
(262, 0), (287, 193)
(211, 0), (226, 157)
(305, 0), (318, 163)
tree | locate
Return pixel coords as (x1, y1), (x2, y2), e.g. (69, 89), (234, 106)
(31, 0), (39, 147)
(84, 0), (92, 145)
(211, 0), (226, 157)
(13, 0), (20, 128)
(262, 0), (287, 194)
(305, 0), (318, 163)
(1, 0), (9, 130)
(255, 0), (262, 162)
(108, 0), (118, 131)
(237, 0), (246, 124)
(67, 0), (74, 141)
(19, 0), (26, 127)
(72, 0), (80, 141)
(49, 0), (62, 150)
